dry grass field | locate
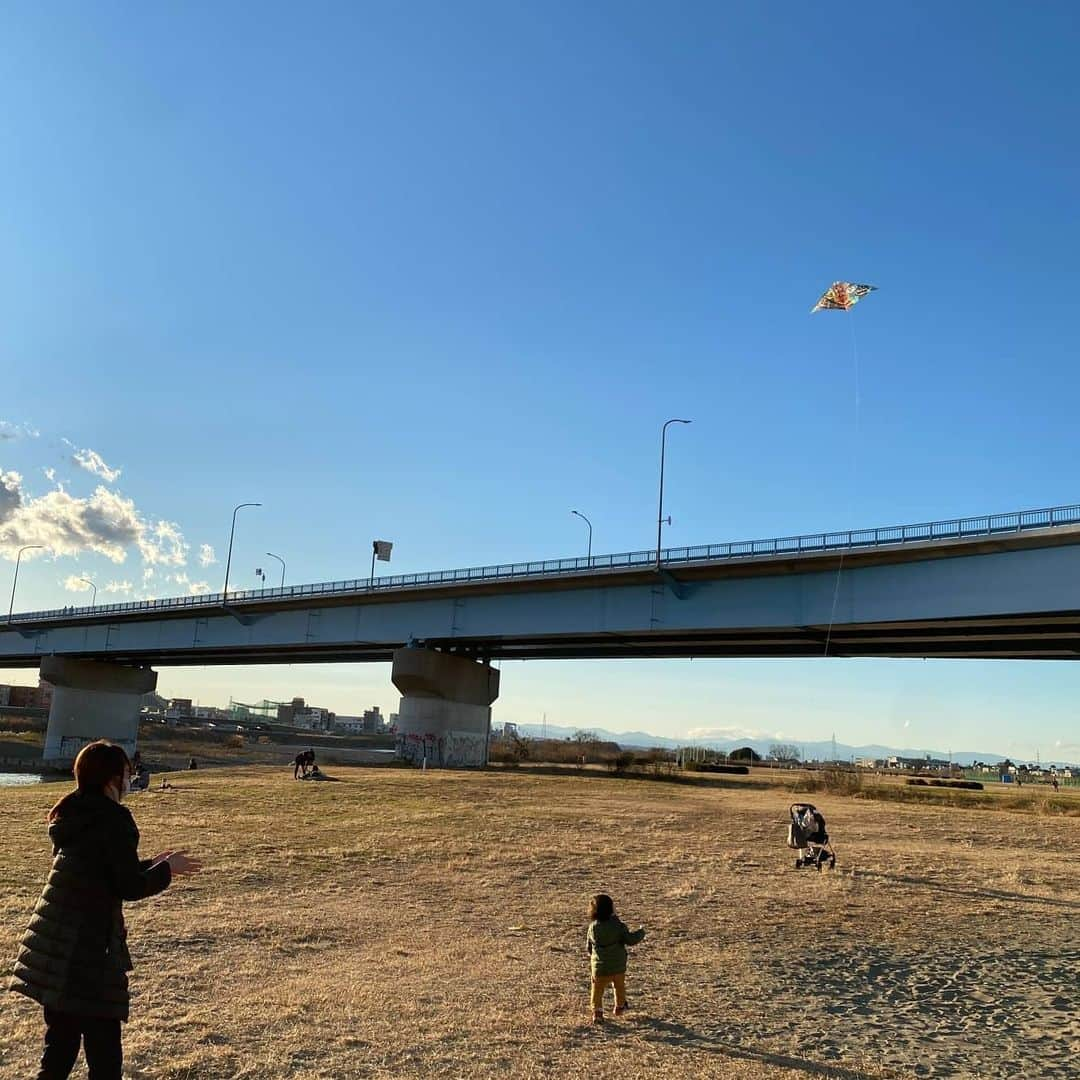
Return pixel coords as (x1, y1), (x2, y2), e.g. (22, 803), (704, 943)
(1, 766), (1077, 1079)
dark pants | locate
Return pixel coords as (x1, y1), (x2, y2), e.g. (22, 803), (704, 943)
(38, 1008), (122, 1080)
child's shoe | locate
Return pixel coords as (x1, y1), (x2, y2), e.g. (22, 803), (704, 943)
(613, 1002), (630, 1016)
(591, 1010), (604, 1024)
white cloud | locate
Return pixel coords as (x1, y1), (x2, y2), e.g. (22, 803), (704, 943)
(43, 467), (56, 482)
(166, 571), (210, 595)
(104, 580), (134, 595)
(138, 520), (188, 567)
(0, 476), (142, 563)
(71, 447), (122, 484)
(0, 421), (39, 441)
(0, 470), (190, 570)
(198, 543), (217, 567)
(0, 470), (21, 521)
(62, 575), (93, 593)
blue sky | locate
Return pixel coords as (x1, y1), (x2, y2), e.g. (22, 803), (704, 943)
(2, 3), (1079, 759)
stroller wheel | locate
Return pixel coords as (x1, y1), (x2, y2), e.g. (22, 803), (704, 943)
(794, 858), (802, 869)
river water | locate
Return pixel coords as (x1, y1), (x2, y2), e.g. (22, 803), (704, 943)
(0, 772), (47, 786)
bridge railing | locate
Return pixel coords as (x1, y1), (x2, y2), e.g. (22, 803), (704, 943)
(12, 502), (1080, 624)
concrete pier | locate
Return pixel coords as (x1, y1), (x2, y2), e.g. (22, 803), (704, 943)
(41, 657), (156, 767)
(391, 647), (499, 768)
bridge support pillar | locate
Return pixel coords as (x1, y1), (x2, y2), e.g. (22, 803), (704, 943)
(41, 657), (157, 769)
(391, 647), (499, 768)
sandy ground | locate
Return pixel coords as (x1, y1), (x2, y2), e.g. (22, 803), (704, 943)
(0, 767), (1077, 1079)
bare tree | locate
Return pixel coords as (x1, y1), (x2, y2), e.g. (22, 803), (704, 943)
(768, 743), (801, 763)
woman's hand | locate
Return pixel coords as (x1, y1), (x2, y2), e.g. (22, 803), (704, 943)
(165, 851), (203, 876)
(149, 850), (174, 867)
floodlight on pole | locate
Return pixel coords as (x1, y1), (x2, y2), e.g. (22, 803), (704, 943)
(369, 540), (393, 588)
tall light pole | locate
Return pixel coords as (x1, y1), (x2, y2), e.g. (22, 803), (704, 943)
(222, 502), (261, 602)
(265, 551), (286, 588)
(656, 418), (692, 571)
(571, 509), (593, 559)
(8, 545), (44, 623)
(79, 578), (98, 608)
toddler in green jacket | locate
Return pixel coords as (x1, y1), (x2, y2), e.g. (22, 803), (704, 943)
(586, 893), (645, 1023)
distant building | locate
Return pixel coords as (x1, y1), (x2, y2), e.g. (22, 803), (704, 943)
(276, 698), (305, 726)
(193, 706), (228, 721)
(295, 707), (333, 732)
(334, 715), (366, 735)
(334, 707), (384, 734)
(887, 754), (950, 772)
(0, 680), (54, 711)
(277, 698), (334, 731)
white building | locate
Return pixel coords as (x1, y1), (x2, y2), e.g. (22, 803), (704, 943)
(334, 715), (366, 734)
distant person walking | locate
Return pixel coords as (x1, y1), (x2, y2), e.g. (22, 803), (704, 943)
(585, 893), (645, 1023)
(8, 740), (201, 1079)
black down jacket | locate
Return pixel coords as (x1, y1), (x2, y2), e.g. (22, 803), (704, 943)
(8, 790), (171, 1020)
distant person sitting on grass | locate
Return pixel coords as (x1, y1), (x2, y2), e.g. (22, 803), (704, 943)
(129, 762), (151, 792)
(8, 739), (201, 1080)
(586, 893), (645, 1024)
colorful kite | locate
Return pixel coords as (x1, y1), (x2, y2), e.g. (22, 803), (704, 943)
(811, 282), (877, 313)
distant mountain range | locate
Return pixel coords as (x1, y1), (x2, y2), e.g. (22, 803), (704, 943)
(511, 722), (1076, 768)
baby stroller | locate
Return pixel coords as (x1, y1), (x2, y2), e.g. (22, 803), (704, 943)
(788, 803), (836, 870)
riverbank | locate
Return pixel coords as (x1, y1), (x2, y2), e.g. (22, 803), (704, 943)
(0, 721), (395, 776)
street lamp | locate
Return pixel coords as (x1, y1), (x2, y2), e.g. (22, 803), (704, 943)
(265, 551), (286, 588)
(222, 502), (262, 601)
(79, 578), (98, 608)
(656, 418), (692, 571)
(571, 509), (593, 560)
(8, 545), (44, 623)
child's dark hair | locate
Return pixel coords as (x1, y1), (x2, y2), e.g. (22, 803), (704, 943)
(589, 893), (614, 921)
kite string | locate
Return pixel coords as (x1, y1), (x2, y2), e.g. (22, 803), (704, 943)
(824, 310), (860, 657)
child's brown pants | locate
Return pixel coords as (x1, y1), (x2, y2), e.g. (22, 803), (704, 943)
(590, 973), (627, 1011)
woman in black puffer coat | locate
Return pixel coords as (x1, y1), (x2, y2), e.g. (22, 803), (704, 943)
(9, 740), (200, 1080)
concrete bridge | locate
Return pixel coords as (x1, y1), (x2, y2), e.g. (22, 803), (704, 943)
(5, 503), (1080, 768)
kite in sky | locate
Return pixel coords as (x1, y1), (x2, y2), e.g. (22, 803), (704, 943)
(811, 282), (877, 313)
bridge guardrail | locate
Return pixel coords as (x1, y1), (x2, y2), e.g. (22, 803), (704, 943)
(10, 502), (1080, 624)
